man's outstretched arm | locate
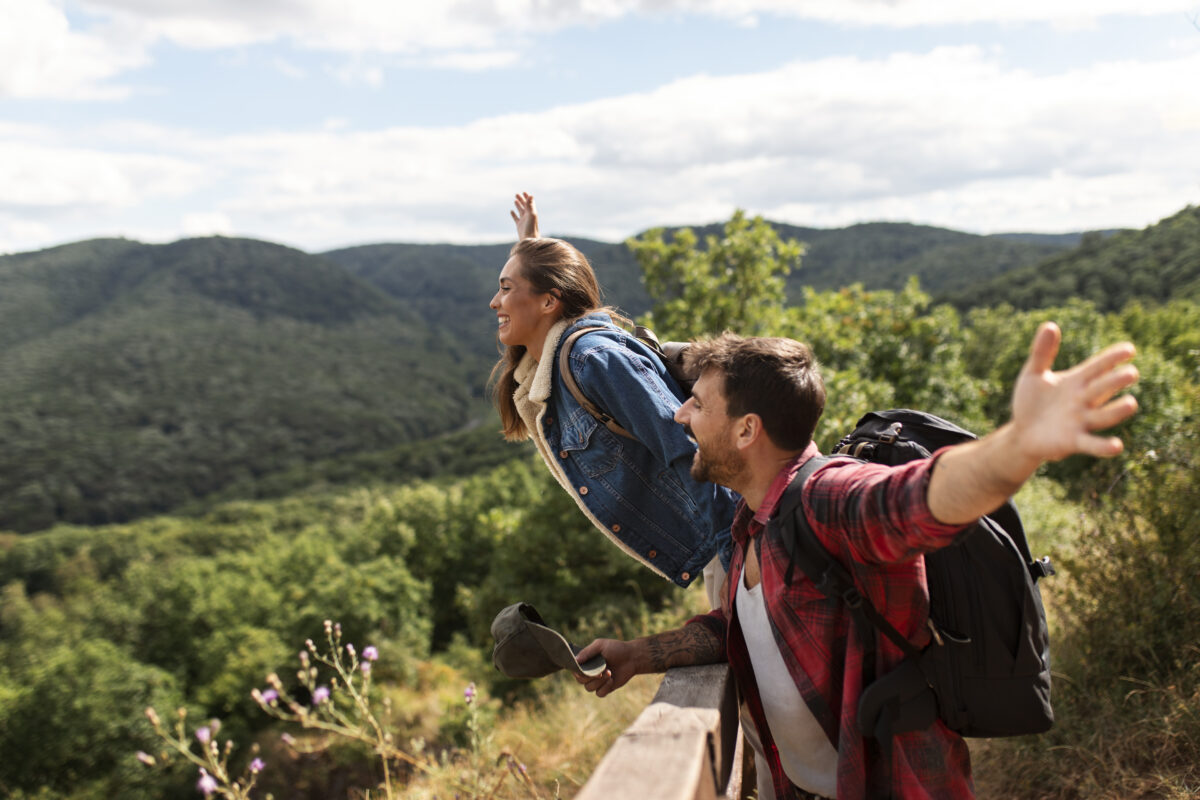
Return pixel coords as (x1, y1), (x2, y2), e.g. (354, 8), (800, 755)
(573, 623), (725, 698)
(928, 321), (1139, 525)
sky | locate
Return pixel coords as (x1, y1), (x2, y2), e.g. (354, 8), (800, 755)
(2, 1), (1199, 255)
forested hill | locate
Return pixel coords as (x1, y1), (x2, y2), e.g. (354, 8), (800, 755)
(0, 236), (489, 532)
(323, 237), (652, 366)
(940, 205), (1200, 311)
(0, 210), (1170, 534)
(323, 223), (1076, 357)
(694, 221), (1079, 297)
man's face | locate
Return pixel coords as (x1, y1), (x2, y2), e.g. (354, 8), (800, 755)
(674, 369), (744, 487)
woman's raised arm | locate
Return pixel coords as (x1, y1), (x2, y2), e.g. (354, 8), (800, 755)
(511, 191), (539, 240)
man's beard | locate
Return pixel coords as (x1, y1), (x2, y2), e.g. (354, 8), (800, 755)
(690, 437), (743, 487)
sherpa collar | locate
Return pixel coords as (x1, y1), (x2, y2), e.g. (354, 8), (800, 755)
(512, 316), (571, 437)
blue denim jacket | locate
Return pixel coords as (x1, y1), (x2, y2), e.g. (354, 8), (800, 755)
(537, 313), (736, 587)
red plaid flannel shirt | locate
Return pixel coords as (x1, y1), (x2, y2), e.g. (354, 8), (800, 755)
(688, 445), (975, 799)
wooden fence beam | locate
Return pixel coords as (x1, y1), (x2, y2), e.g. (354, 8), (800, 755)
(576, 663), (742, 800)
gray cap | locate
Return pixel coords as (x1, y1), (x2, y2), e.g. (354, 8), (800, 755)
(491, 602), (607, 679)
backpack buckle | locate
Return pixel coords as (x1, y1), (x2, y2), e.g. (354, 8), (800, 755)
(1030, 556), (1056, 579)
(879, 422), (903, 444)
(926, 618), (945, 647)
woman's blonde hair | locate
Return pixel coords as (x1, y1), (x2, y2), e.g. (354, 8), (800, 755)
(489, 237), (631, 440)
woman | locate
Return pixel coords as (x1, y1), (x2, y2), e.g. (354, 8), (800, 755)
(489, 193), (735, 594)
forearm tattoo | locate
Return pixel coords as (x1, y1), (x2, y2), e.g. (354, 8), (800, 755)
(645, 626), (724, 671)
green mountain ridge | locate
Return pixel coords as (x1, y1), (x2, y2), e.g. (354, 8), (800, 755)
(0, 206), (1192, 533)
(940, 205), (1200, 311)
(0, 237), (484, 532)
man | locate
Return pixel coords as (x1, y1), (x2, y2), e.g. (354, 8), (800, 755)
(575, 323), (1139, 799)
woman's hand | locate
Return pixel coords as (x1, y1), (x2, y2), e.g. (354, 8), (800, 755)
(511, 192), (539, 239)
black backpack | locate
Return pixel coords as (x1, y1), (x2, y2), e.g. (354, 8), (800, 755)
(558, 323), (694, 440)
(773, 409), (1056, 748)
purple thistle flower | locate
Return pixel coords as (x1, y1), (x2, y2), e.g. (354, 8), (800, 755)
(261, 689), (278, 704)
(464, 683), (476, 705)
(136, 751), (156, 766)
(346, 643), (356, 658)
(197, 768), (218, 796)
(312, 686), (330, 705)
(195, 726), (211, 744)
(363, 646), (379, 662)
(249, 757), (265, 774)
(361, 661), (372, 676)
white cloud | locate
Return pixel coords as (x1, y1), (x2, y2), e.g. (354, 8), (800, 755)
(181, 211), (234, 237)
(0, 0), (150, 98)
(0, 138), (207, 210)
(2, 44), (1198, 252)
(675, 0), (1191, 28)
(271, 56), (307, 79)
(328, 58), (385, 87)
(425, 50), (523, 71)
(10, 0), (1191, 99)
(0, 219), (54, 255)
(74, 0), (1194, 51)
(215, 47), (1200, 244)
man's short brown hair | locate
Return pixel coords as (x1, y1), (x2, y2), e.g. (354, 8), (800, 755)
(684, 333), (826, 451)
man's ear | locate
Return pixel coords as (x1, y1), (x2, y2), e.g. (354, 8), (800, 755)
(734, 413), (765, 451)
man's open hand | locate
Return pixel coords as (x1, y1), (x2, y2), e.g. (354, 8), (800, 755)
(1010, 321), (1139, 464)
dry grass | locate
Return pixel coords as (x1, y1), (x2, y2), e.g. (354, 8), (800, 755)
(399, 591), (707, 800)
(492, 672), (663, 798)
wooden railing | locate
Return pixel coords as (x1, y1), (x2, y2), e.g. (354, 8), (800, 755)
(575, 663), (749, 800)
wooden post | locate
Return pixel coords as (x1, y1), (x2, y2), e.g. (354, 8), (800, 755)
(575, 663), (744, 800)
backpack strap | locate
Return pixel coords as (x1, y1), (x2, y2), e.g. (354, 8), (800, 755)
(775, 456), (922, 660)
(774, 456), (925, 794)
(558, 326), (636, 440)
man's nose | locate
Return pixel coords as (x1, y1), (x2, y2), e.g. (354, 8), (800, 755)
(673, 399), (691, 425)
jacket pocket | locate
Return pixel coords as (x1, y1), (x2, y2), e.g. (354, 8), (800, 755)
(561, 407), (620, 477)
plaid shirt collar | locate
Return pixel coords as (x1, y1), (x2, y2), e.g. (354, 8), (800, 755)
(734, 441), (821, 543)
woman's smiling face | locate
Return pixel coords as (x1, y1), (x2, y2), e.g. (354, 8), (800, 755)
(489, 254), (558, 353)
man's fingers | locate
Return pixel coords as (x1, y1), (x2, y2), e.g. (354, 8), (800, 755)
(1084, 364), (1140, 408)
(576, 669), (615, 695)
(1076, 341), (1137, 385)
(576, 640), (602, 662)
(1086, 394), (1139, 432)
(1075, 432), (1125, 458)
(1023, 322), (1062, 376)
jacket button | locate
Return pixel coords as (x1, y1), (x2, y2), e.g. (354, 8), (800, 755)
(611, 524), (621, 533)
(681, 572), (691, 581)
(545, 417), (554, 426)
(578, 486), (589, 496)
(647, 549), (657, 559)
(559, 450), (568, 459)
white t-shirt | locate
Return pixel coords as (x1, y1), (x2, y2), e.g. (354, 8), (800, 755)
(737, 572), (839, 798)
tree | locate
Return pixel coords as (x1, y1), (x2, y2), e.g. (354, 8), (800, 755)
(627, 210), (804, 340)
